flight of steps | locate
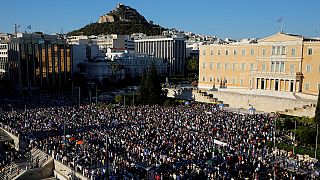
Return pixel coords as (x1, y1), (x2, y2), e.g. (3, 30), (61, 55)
(0, 162), (18, 180)
(0, 148), (52, 180)
(30, 148), (51, 167)
(195, 90), (229, 106)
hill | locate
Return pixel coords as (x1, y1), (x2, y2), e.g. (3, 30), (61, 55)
(68, 3), (166, 36)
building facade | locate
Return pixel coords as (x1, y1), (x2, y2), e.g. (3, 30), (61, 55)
(199, 32), (320, 95)
(134, 36), (186, 76)
(92, 34), (134, 54)
(7, 33), (72, 91)
(0, 43), (8, 78)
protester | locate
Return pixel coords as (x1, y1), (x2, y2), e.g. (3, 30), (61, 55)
(0, 94), (318, 179)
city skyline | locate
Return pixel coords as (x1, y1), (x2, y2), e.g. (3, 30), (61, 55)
(0, 0), (320, 39)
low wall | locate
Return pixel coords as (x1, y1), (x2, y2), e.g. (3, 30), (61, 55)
(54, 160), (88, 180)
(0, 127), (20, 151)
(13, 158), (54, 180)
(166, 88), (317, 116)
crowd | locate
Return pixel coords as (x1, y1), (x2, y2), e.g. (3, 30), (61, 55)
(0, 94), (319, 179)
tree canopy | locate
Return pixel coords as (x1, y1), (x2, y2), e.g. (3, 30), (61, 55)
(138, 63), (165, 105)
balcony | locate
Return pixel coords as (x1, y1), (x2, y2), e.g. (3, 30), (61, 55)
(250, 70), (303, 80)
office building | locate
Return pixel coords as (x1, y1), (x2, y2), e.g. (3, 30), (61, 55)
(7, 33), (72, 92)
(134, 36), (186, 75)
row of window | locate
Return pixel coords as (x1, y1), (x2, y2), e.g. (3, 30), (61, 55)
(0, 45), (7, 49)
(0, 51), (7, 55)
(203, 62), (255, 71)
(203, 47), (313, 56)
(203, 61), (320, 73)
(304, 83), (320, 91)
(203, 49), (255, 56)
(202, 76), (246, 85)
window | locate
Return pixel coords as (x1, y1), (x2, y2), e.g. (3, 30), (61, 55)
(307, 48), (313, 55)
(210, 49), (213, 55)
(202, 62), (206, 68)
(280, 62), (285, 72)
(271, 62), (275, 72)
(306, 64), (312, 73)
(226, 50), (229, 55)
(218, 50), (221, 55)
(210, 76), (213, 82)
(291, 48), (296, 56)
(275, 62), (280, 72)
(232, 78), (236, 85)
(277, 46), (280, 55)
(217, 62), (221, 70)
(225, 62), (229, 70)
(210, 62), (213, 69)
(272, 46), (276, 55)
(240, 79), (244, 86)
(290, 64), (295, 73)
(281, 46), (286, 55)
(305, 83), (310, 90)
(250, 63), (254, 71)
(233, 49), (237, 55)
(202, 76), (206, 82)
(232, 63), (237, 70)
(242, 49), (246, 56)
(250, 49), (254, 55)
(262, 64), (266, 72)
(262, 49), (266, 56)
(203, 50), (206, 55)
(241, 63), (245, 71)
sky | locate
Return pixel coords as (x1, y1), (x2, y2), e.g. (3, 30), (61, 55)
(0, 0), (319, 40)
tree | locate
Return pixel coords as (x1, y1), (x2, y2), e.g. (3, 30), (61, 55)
(185, 57), (199, 77)
(315, 90), (320, 124)
(148, 63), (162, 104)
(138, 63), (165, 105)
(138, 70), (149, 104)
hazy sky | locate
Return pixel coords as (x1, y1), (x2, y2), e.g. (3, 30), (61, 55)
(1, 0), (319, 40)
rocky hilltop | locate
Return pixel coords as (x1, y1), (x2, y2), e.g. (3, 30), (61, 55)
(98, 3), (148, 24)
(68, 3), (165, 36)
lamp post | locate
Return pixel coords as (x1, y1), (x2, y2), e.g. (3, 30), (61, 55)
(315, 124), (318, 159)
(78, 87), (81, 107)
(95, 84), (98, 104)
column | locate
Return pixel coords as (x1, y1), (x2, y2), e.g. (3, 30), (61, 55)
(274, 79), (277, 91)
(293, 80), (296, 92)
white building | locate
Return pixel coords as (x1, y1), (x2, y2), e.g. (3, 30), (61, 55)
(0, 43), (8, 78)
(83, 51), (167, 84)
(92, 34), (134, 54)
(114, 52), (167, 78)
(134, 35), (186, 75)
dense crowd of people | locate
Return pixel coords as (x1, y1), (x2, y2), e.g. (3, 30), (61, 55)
(0, 93), (319, 179)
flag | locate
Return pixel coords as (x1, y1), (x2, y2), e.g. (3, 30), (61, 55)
(18, 25), (21, 28)
(69, 137), (76, 141)
(277, 16), (283, 23)
(76, 140), (83, 145)
(27, 25), (32, 29)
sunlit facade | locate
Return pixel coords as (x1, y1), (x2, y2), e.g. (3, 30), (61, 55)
(7, 33), (72, 91)
(199, 32), (320, 95)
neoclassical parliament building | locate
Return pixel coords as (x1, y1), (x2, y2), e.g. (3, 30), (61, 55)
(198, 32), (320, 96)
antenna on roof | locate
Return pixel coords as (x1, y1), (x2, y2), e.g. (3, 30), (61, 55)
(277, 16), (284, 33)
